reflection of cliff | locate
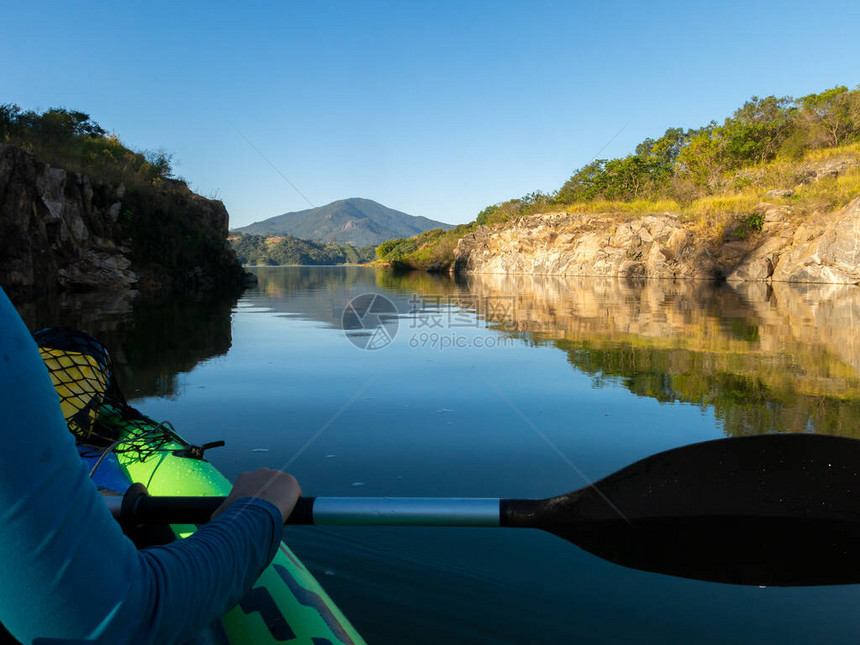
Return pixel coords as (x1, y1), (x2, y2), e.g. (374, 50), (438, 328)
(465, 274), (860, 438)
(16, 291), (236, 399)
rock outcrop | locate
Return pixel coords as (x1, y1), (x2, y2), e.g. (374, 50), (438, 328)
(455, 213), (710, 279)
(768, 198), (860, 284)
(454, 196), (860, 285)
(0, 144), (246, 298)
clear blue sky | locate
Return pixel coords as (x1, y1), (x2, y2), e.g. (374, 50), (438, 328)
(2, 0), (858, 227)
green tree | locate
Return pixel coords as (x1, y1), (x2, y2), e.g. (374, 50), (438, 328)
(721, 95), (795, 165)
(475, 204), (499, 225)
(376, 238), (407, 259)
(675, 123), (725, 190)
(145, 149), (174, 181)
(0, 103), (21, 139)
(635, 127), (688, 165)
(557, 160), (610, 202)
(799, 86), (860, 148)
(17, 108), (106, 142)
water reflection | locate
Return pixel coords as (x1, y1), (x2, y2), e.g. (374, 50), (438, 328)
(250, 268), (860, 438)
(463, 274), (860, 438)
(246, 266), (460, 325)
(15, 268), (860, 438)
(14, 290), (237, 399)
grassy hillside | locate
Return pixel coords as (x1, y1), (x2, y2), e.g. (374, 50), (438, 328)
(374, 224), (479, 270)
(230, 233), (376, 266)
(385, 84), (860, 270)
(0, 104), (175, 189)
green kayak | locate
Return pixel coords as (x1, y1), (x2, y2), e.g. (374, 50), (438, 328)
(34, 327), (364, 645)
(83, 405), (365, 645)
(37, 326), (364, 644)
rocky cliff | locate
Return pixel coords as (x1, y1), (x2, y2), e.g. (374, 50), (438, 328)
(454, 196), (860, 285)
(0, 144), (246, 298)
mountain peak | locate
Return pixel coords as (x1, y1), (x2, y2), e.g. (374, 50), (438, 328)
(234, 198), (450, 246)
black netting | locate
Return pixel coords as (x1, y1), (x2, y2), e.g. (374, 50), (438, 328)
(34, 327), (177, 462)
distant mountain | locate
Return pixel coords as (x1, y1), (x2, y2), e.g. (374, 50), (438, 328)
(232, 198), (451, 246)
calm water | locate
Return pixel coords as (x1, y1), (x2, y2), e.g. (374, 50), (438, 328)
(18, 267), (860, 643)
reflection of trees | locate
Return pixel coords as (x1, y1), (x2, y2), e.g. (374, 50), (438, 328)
(247, 266), (460, 327)
(15, 290), (236, 400)
(560, 341), (860, 438)
(253, 266), (375, 301)
(465, 274), (860, 439)
(17, 267), (860, 438)
(250, 269), (860, 439)
(374, 269), (461, 296)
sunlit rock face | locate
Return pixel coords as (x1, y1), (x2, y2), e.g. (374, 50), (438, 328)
(454, 197), (860, 285)
(454, 213), (711, 280)
(768, 197), (860, 284)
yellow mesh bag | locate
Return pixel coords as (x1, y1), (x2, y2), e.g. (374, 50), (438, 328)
(38, 346), (107, 439)
(34, 327), (176, 458)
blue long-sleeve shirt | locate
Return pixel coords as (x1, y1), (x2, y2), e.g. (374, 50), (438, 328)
(0, 288), (284, 644)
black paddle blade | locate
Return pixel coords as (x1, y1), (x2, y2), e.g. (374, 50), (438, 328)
(502, 434), (860, 586)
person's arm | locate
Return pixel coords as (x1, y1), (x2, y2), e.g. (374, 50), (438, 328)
(137, 498), (285, 644)
(139, 469), (301, 644)
(0, 288), (294, 644)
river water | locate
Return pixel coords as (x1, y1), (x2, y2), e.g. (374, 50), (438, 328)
(17, 267), (860, 643)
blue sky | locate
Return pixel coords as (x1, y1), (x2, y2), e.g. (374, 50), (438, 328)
(2, 0), (859, 227)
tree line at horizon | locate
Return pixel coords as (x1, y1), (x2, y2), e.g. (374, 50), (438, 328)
(230, 234), (376, 266)
(7, 85), (859, 272)
(376, 83), (860, 269)
(476, 85), (860, 225)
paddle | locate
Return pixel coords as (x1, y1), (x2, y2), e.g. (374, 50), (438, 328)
(109, 433), (860, 587)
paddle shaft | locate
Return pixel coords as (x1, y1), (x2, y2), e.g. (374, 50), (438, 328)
(109, 493), (507, 527)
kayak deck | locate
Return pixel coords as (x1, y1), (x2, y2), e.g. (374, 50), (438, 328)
(85, 408), (365, 645)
